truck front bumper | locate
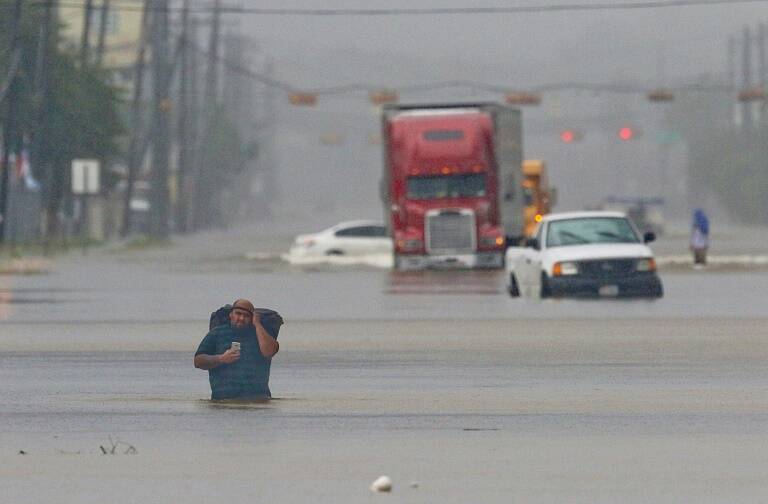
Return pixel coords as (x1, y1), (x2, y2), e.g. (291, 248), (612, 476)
(547, 272), (663, 298)
(396, 252), (503, 270)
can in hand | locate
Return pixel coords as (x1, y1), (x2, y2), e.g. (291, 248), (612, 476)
(231, 341), (241, 353)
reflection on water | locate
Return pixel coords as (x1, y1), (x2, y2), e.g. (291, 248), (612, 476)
(387, 270), (500, 295)
(2, 247), (768, 323)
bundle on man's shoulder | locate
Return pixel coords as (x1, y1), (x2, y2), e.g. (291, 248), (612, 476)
(209, 304), (284, 339)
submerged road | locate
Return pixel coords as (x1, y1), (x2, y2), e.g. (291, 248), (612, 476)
(1, 224), (767, 502)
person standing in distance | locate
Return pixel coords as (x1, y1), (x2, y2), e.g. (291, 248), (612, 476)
(194, 299), (279, 400)
(690, 208), (710, 268)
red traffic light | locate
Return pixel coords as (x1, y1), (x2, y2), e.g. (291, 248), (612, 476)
(618, 127), (635, 141)
(560, 129), (584, 143)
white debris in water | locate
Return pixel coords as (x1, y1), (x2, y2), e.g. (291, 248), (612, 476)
(370, 475), (393, 493)
(282, 252), (393, 269)
(656, 255), (768, 266)
(243, 252), (281, 261)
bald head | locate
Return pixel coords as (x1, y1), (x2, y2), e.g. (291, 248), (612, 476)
(230, 299), (255, 328)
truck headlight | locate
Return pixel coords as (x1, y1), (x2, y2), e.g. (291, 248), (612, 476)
(553, 261), (578, 276)
(636, 258), (656, 272)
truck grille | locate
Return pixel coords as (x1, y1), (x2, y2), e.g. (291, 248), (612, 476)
(426, 211), (475, 253)
(579, 259), (635, 278)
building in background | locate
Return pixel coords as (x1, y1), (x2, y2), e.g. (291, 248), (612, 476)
(58, 0), (143, 87)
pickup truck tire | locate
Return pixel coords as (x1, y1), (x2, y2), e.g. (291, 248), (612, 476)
(507, 273), (520, 297)
(540, 272), (552, 299)
(326, 249), (344, 256)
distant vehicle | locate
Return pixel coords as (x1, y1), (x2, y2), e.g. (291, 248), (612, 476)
(505, 211), (663, 298)
(598, 196), (665, 236)
(289, 221), (392, 257)
(521, 159), (556, 238)
(380, 102), (524, 270)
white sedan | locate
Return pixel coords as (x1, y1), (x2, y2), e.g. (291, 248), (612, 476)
(505, 211), (663, 298)
(289, 220), (392, 257)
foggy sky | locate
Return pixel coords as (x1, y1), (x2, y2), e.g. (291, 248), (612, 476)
(230, 1), (767, 228)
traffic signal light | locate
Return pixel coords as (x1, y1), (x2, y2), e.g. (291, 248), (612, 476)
(505, 92), (542, 106)
(288, 93), (318, 106)
(369, 90), (398, 105)
(738, 87), (766, 102)
(618, 126), (635, 141)
(560, 129), (583, 143)
(320, 133), (343, 145)
(647, 89), (674, 102)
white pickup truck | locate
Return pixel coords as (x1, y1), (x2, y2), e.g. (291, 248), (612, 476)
(505, 211), (663, 298)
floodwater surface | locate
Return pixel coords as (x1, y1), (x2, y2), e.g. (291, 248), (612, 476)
(2, 227), (768, 502)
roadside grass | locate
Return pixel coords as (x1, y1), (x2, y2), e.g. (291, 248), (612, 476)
(115, 235), (173, 251)
(0, 239), (104, 258)
(0, 235), (173, 274)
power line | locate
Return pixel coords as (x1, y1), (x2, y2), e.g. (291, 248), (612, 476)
(39, 0), (768, 15)
(198, 46), (736, 97)
(166, 35), (742, 100)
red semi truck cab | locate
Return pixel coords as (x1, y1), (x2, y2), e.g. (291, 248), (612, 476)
(381, 103), (524, 270)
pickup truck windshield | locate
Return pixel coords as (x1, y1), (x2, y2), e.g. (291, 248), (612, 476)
(546, 217), (640, 247)
(407, 174), (486, 199)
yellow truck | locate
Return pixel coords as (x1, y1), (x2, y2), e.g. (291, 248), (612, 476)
(521, 160), (556, 238)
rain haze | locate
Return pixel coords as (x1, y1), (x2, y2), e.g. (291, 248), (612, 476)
(2, 1), (768, 503)
(238, 0), (767, 225)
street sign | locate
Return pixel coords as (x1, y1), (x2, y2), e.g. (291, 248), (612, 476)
(71, 159), (100, 195)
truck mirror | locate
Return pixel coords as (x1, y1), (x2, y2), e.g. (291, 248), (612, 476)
(643, 232), (656, 243)
(527, 238), (539, 249)
(550, 187), (558, 207)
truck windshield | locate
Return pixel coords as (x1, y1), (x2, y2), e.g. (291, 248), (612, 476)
(546, 217), (640, 247)
(407, 174), (486, 199)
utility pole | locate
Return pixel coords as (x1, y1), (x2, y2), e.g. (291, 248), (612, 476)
(222, 32), (247, 221)
(80, 0), (95, 67)
(175, 0), (191, 232)
(759, 23), (766, 121)
(742, 26), (753, 130)
(223, 33), (242, 121)
(185, 16), (200, 230)
(149, 0), (171, 239)
(760, 23), (768, 220)
(193, 0), (221, 229)
(0, 0), (24, 244)
(655, 49), (670, 205)
(121, 0), (151, 236)
(759, 24), (766, 88)
(727, 35), (735, 125)
(262, 57), (278, 215)
(31, 0), (56, 246)
(95, 0), (111, 68)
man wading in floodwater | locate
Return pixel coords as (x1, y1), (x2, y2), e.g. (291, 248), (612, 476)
(194, 299), (279, 400)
